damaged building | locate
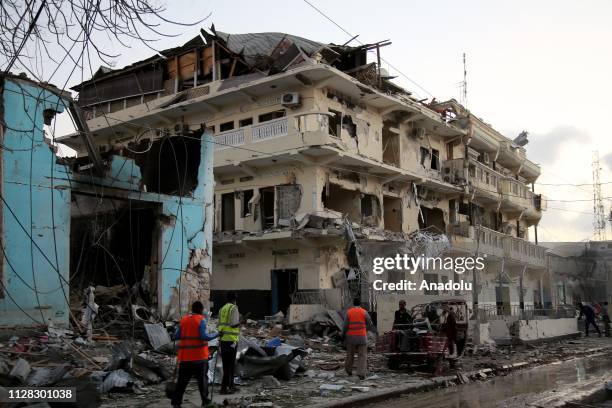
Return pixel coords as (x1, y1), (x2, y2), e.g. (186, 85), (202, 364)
(58, 27), (571, 342)
(0, 73), (214, 327)
(546, 241), (612, 309)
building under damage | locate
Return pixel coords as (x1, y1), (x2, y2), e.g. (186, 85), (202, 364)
(0, 74), (214, 327)
(57, 27), (576, 342)
(546, 241), (612, 308)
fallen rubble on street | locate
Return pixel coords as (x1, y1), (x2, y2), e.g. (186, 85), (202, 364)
(1, 313), (610, 408)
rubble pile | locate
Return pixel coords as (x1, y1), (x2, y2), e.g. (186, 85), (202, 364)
(1, 307), (610, 408)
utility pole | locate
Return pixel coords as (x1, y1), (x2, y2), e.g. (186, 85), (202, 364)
(592, 150), (606, 241)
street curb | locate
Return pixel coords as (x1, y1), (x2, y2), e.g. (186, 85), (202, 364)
(306, 346), (611, 408)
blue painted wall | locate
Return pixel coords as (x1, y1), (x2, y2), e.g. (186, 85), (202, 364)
(0, 76), (214, 327)
(0, 77), (72, 327)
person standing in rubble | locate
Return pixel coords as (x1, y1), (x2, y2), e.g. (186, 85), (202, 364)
(218, 292), (240, 395)
(171, 301), (218, 408)
(343, 298), (375, 380)
(579, 302), (602, 337)
(443, 307), (458, 357)
(393, 300), (412, 329)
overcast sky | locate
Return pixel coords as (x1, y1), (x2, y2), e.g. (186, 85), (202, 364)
(30, 0), (612, 242)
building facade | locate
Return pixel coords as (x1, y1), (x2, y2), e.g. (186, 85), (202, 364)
(63, 29), (553, 335)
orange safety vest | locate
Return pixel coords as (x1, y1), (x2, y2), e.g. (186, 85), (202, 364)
(177, 314), (209, 362)
(346, 307), (367, 337)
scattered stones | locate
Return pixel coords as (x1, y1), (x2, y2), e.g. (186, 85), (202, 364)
(319, 384), (344, 391)
(261, 375), (281, 389)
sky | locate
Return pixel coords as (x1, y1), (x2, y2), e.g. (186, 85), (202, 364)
(9, 0), (612, 242)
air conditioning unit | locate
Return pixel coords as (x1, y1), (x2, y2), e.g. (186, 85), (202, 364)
(281, 92), (300, 107)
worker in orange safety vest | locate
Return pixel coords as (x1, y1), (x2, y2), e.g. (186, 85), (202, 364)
(171, 301), (218, 407)
(342, 298), (375, 379)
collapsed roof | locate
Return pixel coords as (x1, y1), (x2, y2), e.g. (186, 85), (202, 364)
(70, 26), (408, 107)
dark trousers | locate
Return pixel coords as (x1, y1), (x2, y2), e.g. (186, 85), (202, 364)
(220, 341), (237, 389)
(171, 360), (208, 406)
(585, 318), (602, 336)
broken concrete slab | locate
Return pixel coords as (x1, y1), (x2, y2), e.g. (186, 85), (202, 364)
(144, 322), (171, 351)
(100, 369), (136, 393)
(320, 384), (344, 391)
(261, 375), (282, 389)
(9, 358), (30, 383)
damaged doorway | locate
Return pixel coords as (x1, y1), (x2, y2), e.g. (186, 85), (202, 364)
(70, 194), (161, 319)
(221, 192), (235, 231)
(270, 269), (297, 316)
(383, 195), (402, 232)
(495, 286), (511, 316)
(260, 187), (275, 229)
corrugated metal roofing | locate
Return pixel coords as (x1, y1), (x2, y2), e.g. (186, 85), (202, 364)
(214, 31), (324, 66)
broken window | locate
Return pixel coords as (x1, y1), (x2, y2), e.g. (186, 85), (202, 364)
(241, 190), (254, 217)
(239, 118), (253, 127)
(383, 195), (402, 232)
(440, 275), (449, 294)
(361, 195), (373, 217)
(468, 164), (476, 178)
(431, 149), (440, 170)
(420, 146), (430, 167)
(328, 109), (342, 137)
(137, 135), (201, 196)
(382, 126), (400, 167)
(418, 207), (446, 233)
(221, 193), (235, 231)
(360, 194), (380, 227)
(260, 187), (275, 229)
(322, 184), (361, 222)
(276, 184), (302, 225)
(219, 121), (234, 132)
(258, 110), (285, 123)
(449, 199), (457, 225)
(342, 115), (357, 138)
(423, 273), (439, 295)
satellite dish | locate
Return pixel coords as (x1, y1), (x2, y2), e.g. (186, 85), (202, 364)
(513, 130), (529, 146)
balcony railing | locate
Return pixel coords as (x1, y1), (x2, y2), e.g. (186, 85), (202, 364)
(448, 224), (547, 267)
(477, 304), (576, 322)
(252, 117), (289, 142)
(504, 235), (547, 267)
(214, 128), (245, 150)
(213, 112), (332, 151)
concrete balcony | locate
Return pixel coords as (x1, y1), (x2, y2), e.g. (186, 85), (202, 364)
(448, 224), (505, 259)
(444, 158), (502, 205)
(448, 224), (547, 269)
(496, 140), (525, 169)
(501, 178), (531, 211)
(213, 112), (331, 160)
(500, 179), (546, 223)
(503, 235), (547, 269)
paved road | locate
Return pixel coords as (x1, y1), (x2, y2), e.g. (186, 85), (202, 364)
(365, 353), (612, 408)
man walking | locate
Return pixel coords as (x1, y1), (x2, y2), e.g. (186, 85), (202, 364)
(218, 292), (240, 394)
(172, 301), (218, 408)
(579, 302), (602, 337)
(343, 298), (375, 380)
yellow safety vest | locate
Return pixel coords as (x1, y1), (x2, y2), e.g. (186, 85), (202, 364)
(219, 303), (240, 342)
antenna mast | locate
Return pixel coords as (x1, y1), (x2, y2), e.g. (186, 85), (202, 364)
(460, 52), (467, 106)
(592, 150), (606, 240)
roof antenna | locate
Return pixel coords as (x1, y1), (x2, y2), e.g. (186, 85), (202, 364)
(460, 52), (467, 106)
